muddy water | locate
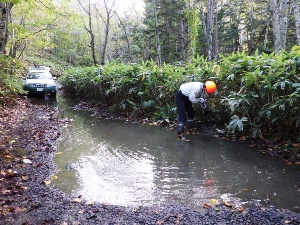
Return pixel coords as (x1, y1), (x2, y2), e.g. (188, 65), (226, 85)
(29, 96), (300, 212)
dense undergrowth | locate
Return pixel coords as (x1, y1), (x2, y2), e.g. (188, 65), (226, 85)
(60, 47), (300, 145)
(0, 55), (26, 101)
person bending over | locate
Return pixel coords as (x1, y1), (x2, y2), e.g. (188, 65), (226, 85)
(176, 81), (216, 141)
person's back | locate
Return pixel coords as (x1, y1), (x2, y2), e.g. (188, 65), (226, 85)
(176, 81), (216, 141)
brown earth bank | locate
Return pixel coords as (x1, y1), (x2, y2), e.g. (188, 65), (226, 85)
(0, 97), (299, 225)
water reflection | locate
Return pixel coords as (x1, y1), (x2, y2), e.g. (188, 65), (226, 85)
(27, 94), (58, 108)
(51, 98), (299, 213)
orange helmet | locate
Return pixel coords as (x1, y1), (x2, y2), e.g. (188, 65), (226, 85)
(205, 81), (217, 94)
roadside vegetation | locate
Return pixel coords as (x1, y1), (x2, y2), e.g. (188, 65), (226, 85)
(0, 55), (26, 102)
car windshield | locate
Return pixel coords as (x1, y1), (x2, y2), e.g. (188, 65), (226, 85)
(29, 66), (50, 71)
(27, 72), (52, 79)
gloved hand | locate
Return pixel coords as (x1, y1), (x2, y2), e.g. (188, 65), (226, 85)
(199, 98), (206, 109)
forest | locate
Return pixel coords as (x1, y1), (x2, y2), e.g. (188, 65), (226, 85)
(1, 0), (300, 64)
(0, 0), (300, 146)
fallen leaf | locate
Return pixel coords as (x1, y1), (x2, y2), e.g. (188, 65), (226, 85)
(9, 139), (16, 144)
(222, 201), (232, 207)
(22, 175), (29, 180)
(7, 169), (17, 177)
(291, 143), (300, 149)
(51, 175), (58, 180)
(85, 201), (94, 205)
(0, 170), (6, 176)
(72, 198), (82, 203)
(209, 199), (219, 205)
(23, 159), (32, 164)
(1, 189), (11, 194)
(239, 136), (246, 141)
(43, 180), (51, 185)
(203, 203), (211, 208)
(15, 207), (26, 213)
(237, 207), (245, 212)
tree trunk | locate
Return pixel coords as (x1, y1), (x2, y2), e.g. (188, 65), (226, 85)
(180, 19), (187, 61)
(153, 0), (161, 66)
(201, 5), (207, 59)
(0, 2), (13, 54)
(270, 0), (290, 53)
(206, 0), (215, 61)
(78, 0), (97, 65)
(264, 20), (270, 48)
(94, 0), (116, 65)
(101, 16), (110, 65)
(293, 0), (300, 45)
(248, 7), (254, 53)
(115, 12), (132, 61)
(88, 1), (97, 65)
(270, 0), (280, 52)
(279, 0), (289, 50)
(185, 0), (199, 62)
(214, 0), (218, 61)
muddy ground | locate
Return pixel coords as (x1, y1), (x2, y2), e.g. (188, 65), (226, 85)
(0, 97), (299, 225)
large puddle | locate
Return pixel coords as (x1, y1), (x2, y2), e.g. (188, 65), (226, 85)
(30, 95), (300, 212)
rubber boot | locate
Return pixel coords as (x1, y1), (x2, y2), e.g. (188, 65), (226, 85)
(186, 118), (194, 135)
(177, 122), (186, 141)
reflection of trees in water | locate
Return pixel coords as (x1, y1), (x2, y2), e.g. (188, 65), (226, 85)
(53, 103), (300, 212)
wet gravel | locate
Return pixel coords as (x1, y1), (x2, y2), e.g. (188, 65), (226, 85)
(0, 98), (299, 225)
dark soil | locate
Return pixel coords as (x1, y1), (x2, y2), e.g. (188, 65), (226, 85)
(0, 97), (299, 225)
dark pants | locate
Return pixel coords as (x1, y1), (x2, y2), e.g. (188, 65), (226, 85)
(176, 90), (195, 123)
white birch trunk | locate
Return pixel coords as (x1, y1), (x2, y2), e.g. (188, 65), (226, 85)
(264, 20), (270, 48)
(206, 0), (215, 61)
(293, 0), (300, 45)
(279, 0), (289, 50)
(153, 0), (161, 66)
(270, 0), (290, 53)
